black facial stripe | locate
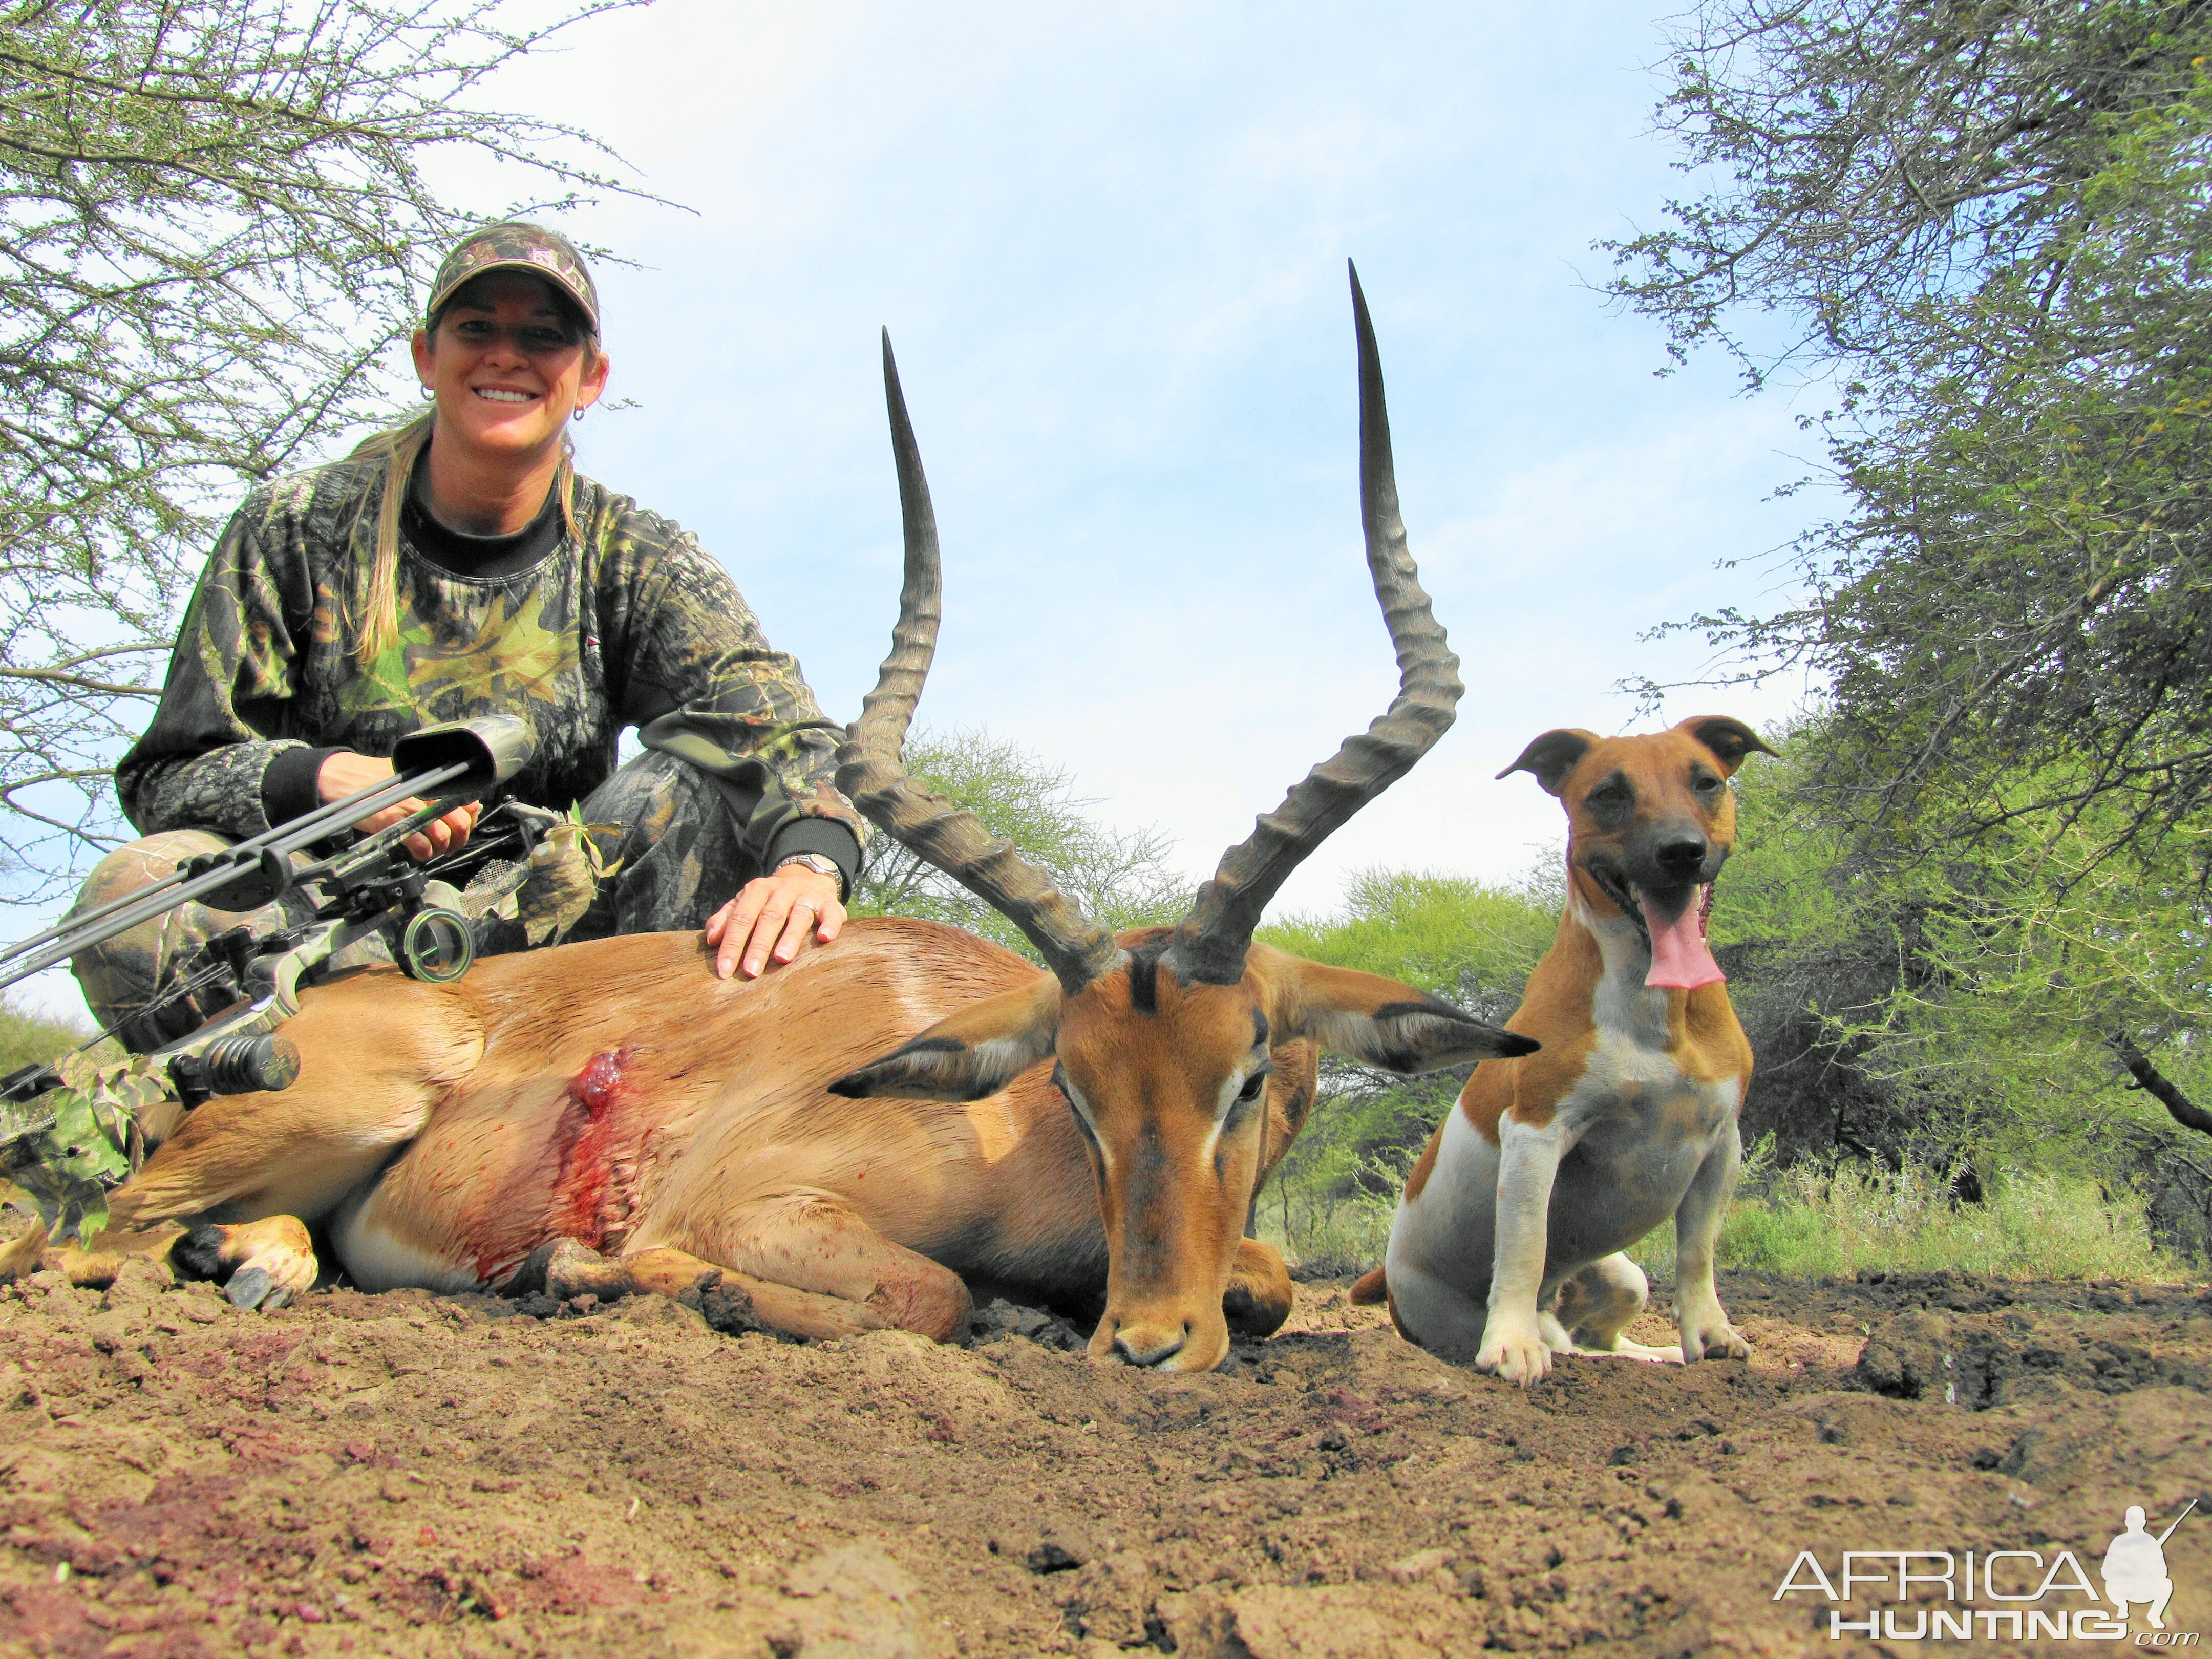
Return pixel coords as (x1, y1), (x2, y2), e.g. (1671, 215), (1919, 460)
(1251, 1006), (1269, 1046)
(1122, 1123), (1173, 1280)
(1126, 939), (1167, 1014)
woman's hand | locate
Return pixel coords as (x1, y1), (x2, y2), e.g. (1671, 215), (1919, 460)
(704, 864), (846, 980)
(316, 751), (480, 862)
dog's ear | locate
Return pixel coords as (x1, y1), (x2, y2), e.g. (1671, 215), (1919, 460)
(1498, 729), (1598, 797)
(1678, 716), (1777, 777)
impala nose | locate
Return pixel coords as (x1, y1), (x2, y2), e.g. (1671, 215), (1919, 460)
(1109, 1321), (1189, 1368)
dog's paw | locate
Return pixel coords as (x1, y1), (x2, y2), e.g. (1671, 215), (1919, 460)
(1679, 1309), (1751, 1362)
(1476, 1319), (1554, 1388)
(1594, 1338), (1686, 1365)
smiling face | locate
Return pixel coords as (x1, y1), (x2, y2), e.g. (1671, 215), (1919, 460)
(410, 272), (609, 466)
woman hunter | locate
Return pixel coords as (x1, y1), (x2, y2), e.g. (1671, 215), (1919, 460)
(72, 222), (864, 1051)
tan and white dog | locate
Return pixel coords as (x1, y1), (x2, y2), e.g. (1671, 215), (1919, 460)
(1351, 716), (1775, 1386)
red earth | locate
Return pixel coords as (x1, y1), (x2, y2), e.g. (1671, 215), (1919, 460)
(3, 1260), (2207, 1656)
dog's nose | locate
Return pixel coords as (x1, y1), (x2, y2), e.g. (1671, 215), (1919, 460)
(1654, 835), (1708, 876)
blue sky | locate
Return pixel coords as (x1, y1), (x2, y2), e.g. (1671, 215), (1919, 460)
(10, 2), (1831, 1016)
(452, 1), (1826, 911)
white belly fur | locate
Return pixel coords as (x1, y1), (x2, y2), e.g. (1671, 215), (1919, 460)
(331, 1181), (484, 1295)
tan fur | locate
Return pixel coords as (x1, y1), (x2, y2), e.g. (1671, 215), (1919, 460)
(56, 919), (1114, 1336)
(30, 880), (1516, 1373)
(844, 929), (1524, 1372)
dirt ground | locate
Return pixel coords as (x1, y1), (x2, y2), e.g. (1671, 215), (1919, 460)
(2, 1263), (2208, 1658)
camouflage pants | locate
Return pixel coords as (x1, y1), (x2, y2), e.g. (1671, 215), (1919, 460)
(71, 750), (756, 1052)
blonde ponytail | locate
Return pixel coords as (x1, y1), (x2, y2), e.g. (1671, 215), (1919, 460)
(346, 413), (436, 668)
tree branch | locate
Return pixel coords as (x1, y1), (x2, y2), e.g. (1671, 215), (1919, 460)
(2108, 1031), (2212, 1138)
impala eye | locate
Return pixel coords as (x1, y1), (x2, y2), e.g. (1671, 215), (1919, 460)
(1235, 1069), (1269, 1106)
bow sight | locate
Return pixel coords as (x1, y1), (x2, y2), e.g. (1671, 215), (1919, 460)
(0, 716), (538, 1117)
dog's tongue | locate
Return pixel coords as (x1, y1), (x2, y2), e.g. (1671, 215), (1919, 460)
(1641, 889), (1723, 990)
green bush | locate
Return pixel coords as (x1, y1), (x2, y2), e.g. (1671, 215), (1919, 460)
(0, 995), (93, 1078)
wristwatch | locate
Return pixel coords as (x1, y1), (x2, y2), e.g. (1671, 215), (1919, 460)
(776, 852), (842, 882)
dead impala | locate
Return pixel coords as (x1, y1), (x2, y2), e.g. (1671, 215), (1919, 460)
(827, 264), (1534, 1370)
(15, 267), (1527, 1373)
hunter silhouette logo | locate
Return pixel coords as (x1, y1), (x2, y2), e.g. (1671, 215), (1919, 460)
(2105, 1501), (2195, 1633)
(1773, 1499), (2199, 1641)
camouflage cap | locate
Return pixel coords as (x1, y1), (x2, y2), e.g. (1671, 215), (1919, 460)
(427, 221), (600, 332)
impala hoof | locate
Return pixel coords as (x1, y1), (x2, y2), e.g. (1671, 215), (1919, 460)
(225, 1267), (278, 1310)
(508, 1237), (630, 1303)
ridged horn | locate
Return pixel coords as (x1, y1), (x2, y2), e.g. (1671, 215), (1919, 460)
(1165, 263), (1464, 986)
(837, 330), (1128, 997)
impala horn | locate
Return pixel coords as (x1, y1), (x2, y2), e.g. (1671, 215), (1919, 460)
(1164, 263), (1464, 987)
(837, 331), (1128, 997)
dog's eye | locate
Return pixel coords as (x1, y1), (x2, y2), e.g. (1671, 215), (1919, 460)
(1694, 772), (1724, 794)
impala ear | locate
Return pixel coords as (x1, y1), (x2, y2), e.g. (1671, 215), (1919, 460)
(1498, 729), (1598, 797)
(1273, 955), (1538, 1075)
(1677, 715), (1777, 776)
(829, 974), (1062, 1102)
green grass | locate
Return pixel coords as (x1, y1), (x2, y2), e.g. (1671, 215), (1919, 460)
(1629, 1159), (2198, 1285)
(1254, 1177), (1398, 1278)
(0, 993), (96, 1077)
(1263, 1130), (2200, 1286)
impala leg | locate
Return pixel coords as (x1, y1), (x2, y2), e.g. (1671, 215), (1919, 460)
(623, 1192), (973, 1344)
(3, 1224), (185, 1290)
(1223, 1237), (1294, 1338)
(103, 972), (481, 1235)
(715, 1193), (973, 1342)
(520, 1241), (898, 1342)
(623, 1246), (892, 1340)
(0, 1208), (315, 1314)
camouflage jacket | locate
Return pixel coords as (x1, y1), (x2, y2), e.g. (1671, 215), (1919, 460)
(116, 449), (864, 884)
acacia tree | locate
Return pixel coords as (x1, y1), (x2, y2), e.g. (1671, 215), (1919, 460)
(1610, 0), (2212, 870)
(0, 0), (645, 891)
(1607, 0), (2212, 1147)
(849, 727), (1190, 962)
